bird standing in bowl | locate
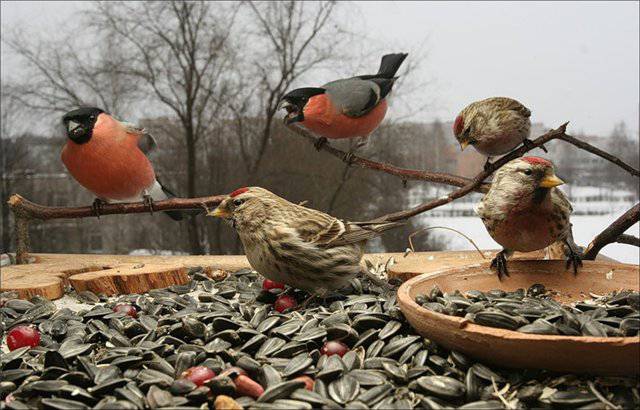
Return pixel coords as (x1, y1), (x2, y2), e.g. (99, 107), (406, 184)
(279, 53), (408, 157)
(453, 97), (547, 170)
(476, 156), (582, 278)
(209, 187), (402, 299)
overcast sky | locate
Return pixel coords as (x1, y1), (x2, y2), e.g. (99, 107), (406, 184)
(2, 1), (638, 136)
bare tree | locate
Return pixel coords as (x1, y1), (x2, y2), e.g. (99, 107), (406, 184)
(90, 1), (241, 254)
(0, 86), (29, 252)
(4, 28), (139, 119)
(240, 1), (345, 183)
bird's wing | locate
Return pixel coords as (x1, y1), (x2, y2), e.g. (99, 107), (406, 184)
(489, 97), (531, 118)
(323, 78), (381, 117)
(122, 122), (158, 155)
(297, 214), (402, 248)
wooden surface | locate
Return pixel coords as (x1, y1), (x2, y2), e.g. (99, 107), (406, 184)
(397, 260), (640, 375)
(387, 248), (615, 282)
(0, 253), (251, 299)
(0, 249), (616, 300)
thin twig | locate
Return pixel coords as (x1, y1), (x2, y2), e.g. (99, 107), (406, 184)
(616, 234), (640, 247)
(583, 203), (640, 260)
(288, 125), (490, 193)
(559, 134), (639, 177)
(587, 381), (621, 410)
(408, 226), (486, 259)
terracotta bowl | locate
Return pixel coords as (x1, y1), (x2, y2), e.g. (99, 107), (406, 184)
(397, 260), (640, 375)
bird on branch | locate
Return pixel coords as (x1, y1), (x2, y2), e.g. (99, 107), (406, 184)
(61, 107), (191, 220)
(454, 97), (548, 170)
(209, 187), (403, 302)
(278, 53), (408, 160)
(476, 157), (583, 279)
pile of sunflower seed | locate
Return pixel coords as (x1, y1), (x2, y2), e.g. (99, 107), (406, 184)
(1, 268), (638, 410)
(415, 284), (640, 338)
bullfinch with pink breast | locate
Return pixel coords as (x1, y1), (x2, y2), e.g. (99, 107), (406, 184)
(61, 107), (186, 220)
(279, 53), (408, 150)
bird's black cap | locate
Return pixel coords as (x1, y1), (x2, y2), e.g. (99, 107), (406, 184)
(62, 107), (106, 144)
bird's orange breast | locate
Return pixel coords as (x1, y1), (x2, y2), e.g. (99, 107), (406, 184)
(301, 94), (388, 139)
(61, 135), (155, 201)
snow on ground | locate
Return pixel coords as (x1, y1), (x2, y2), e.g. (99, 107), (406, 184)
(421, 209), (640, 264)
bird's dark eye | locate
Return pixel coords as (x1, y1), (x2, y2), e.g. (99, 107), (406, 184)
(233, 198), (244, 207)
(524, 169), (533, 175)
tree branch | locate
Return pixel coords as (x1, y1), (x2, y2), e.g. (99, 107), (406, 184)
(7, 194), (223, 221)
(558, 134), (640, 177)
(583, 203), (640, 260)
(288, 125), (488, 193)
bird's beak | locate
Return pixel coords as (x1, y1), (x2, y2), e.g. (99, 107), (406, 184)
(539, 174), (565, 188)
(459, 140), (470, 151)
(210, 207), (231, 218)
(68, 120), (81, 133)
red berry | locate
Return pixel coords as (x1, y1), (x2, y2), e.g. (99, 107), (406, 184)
(320, 340), (349, 357)
(113, 304), (138, 318)
(6, 325), (40, 351)
(274, 295), (297, 313)
(295, 375), (315, 391)
(262, 279), (285, 291)
(181, 366), (216, 386)
(235, 374), (265, 399)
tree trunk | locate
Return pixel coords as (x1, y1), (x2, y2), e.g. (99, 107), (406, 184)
(185, 129), (203, 255)
(1, 181), (11, 252)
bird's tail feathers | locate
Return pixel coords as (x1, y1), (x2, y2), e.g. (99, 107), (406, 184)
(377, 53), (409, 79)
(156, 179), (201, 221)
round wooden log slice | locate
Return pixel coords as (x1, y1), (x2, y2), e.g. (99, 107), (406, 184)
(69, 263), (189, 296)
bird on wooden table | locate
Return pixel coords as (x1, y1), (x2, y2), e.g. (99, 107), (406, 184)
(279, 53), (408, 157)
(453, 97), (547, 170)
(61, 107), (186, 220)
(476, 156), (582, 279)
(209, 187), (402, 299)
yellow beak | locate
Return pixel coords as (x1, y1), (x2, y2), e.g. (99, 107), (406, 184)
(460, 140), (470, 151)
(210, 207), (231, 218)
(539, 174), (565, 188)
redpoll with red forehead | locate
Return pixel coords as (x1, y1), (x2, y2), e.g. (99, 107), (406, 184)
(454, 97), (546, 170)
(209, 187), (402, 296)
(476, 157), (582, 278)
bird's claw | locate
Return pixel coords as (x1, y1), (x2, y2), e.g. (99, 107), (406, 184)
(143, 195), (154, 215)
(483, 159), (493, 172)
(92, 198), (105, 218)
(565, 242), (583, 276)
(342, 152), (355, 165)
(490, 251), (510, 280)
(314, 137), (328, 151)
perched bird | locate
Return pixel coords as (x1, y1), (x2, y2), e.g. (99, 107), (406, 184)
(61, 107), (185, 220)
(476, 157), (582, 278)
(454, 97), (545, 169)
(279, 53), (408, 151)
(210, 187), (402, 296)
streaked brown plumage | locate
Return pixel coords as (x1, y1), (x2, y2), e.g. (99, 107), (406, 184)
(476, 157), (582, 278)
(210, 187), (401, 294)
(454, 97), (533, 168)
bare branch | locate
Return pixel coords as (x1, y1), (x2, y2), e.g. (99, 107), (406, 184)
(8, 194), (222, 221)
(583, 203), (640, 260)
(288, 124), (487, 192)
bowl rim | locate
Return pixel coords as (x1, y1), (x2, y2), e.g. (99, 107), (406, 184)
(397, 259), (640, 345)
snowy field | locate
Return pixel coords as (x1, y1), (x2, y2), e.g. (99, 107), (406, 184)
(421, 210), (639, 265)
